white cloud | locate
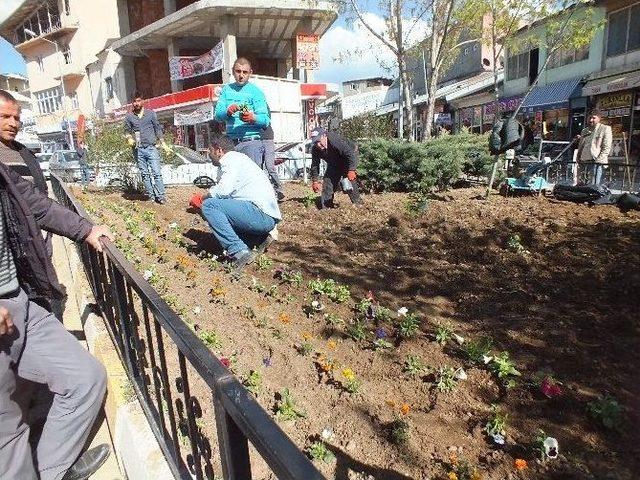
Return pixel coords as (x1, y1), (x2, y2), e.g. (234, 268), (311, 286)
(315, 13), (429, 87)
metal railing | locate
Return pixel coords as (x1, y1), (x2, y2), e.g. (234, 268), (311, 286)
(545, 161), (640, 192)
(51, 174), (324, 480)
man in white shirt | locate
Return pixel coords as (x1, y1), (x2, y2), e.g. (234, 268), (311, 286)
(577, 110), (613, 185)
(193, 134), (281, 269)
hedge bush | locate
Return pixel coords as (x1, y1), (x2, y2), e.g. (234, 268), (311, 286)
(357, 131), (493, 193)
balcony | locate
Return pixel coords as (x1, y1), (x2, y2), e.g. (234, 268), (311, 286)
(54, 59), (85, 81)
(13, 20), (78, 53)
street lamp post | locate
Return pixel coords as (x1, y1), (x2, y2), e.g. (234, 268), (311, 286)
(24, 28), (75, 150)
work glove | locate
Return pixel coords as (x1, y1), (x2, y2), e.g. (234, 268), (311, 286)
(127, 137), (136, 147)
(160, 142), (172, 154)
(189, 193), (203, 209)
(227, 104), (240, 116)
(312, 181), (322, 193)
(240, 111), (256, 123)
(347, 170), (357, 182)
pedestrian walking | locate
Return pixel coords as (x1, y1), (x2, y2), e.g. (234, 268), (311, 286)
(310, 127), (363, 208)
(124, 92), (169, 203)
(214, 57), (270, 165)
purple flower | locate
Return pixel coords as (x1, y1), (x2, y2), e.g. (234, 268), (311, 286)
(375, 327), (387, 339)
(262, 357), (272, 367)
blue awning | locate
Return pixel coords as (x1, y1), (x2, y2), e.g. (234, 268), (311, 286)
(520, 77), (583, 111)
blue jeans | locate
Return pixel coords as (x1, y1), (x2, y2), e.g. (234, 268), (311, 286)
(135, 145), (165, 200)
(201, 197), (276, 256)
(235, 139), (264, 166)
(592, 164), (604, 185)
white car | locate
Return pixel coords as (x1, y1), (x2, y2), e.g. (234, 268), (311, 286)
(274, 140), (325, 180)
(35, 153), (52, 179)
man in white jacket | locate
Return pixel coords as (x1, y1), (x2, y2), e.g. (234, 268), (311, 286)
(577, 110), (613, 185)
(192, 134), (281, 269)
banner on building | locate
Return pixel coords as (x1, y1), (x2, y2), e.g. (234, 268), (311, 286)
(169, 41), (224, 81)
(174, 102), (215, 126)
(597, 92), (633, 118)
(295, 34), (320, 70)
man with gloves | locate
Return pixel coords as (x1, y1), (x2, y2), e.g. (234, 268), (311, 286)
(214, 57), (270, 165)
(189, 134), (280, 270)
(310, 127), (363, 208)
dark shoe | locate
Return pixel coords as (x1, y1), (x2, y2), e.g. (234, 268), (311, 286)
(62, 444), (111, 480)
(232, 250), (257, 271)
(277, 191), (285, 203)
(255, 226), (278, 254)
(156, 198), (166, 205)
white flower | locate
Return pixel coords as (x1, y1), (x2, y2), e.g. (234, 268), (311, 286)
(482, 355), (493, 364)
(169, 222), (178, 229)
(321, 427), (335, 441)
(397, 307), (408, 317)
(193, 306), (201, 315)
(143, 270), (153, 280)
(453, 333), (465, 345)
(454, 368), (467, 380)
(491, 433), (505, 445)
(543, 437), (559, 459)
(311, 300), (324, 311)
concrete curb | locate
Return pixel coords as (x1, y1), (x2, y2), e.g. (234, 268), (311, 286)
(56, 236), (173, 480)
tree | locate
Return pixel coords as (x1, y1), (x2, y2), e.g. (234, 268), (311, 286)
(344, 0), (431, 140)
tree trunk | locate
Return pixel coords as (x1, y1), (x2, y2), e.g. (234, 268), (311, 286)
(423, 69), (440, 140)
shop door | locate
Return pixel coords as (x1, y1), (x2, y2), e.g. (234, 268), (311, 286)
(570, 109), (585, 138)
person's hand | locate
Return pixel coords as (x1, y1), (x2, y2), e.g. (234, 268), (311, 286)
(160, 141), (172, 154)
(189, 193), (203, 209)
(84, 225), (114, 253)
(127, 137), (135, 147)
(0, 307), (14, 337)
(312, 181), (322, 193)
(347, 170), (357, 182)
(227, 104), (239, 116)
(240, 111), (256, 123)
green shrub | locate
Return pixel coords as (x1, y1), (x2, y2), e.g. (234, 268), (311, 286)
(356, 132), (493, 193)
(339, 112), (395, 141)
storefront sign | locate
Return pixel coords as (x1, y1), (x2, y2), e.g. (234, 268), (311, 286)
(295, 34), (320, 70)
(306, 99), (317, 137)
(169, 41), (224, 81)
(174, 102), (215, 126)
(484, 96), (523, 115)
(434, 113), (452, 125)
(597, 92), (632, 118)
(583, 73), (640, 96)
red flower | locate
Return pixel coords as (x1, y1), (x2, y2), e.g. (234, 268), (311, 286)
(220, 357), (231, 368)
(541, 377), (562, 398)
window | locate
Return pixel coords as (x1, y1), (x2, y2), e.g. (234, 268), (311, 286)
(105, 76), (114, 100)
(63, 0), (70, 15)
(548, 45), (589, 69)
(36, 56), (44, 72)
(607, 3), (640, 57)
(61, 44), (71, 64)
(35, 87), (62, 114)
(15, 0), (60, 43)
(506, 50), (530, 80)
(69, 92), (79, 109)
(349, 83), (358, 90)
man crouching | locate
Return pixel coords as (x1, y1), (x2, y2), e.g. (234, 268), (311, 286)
(191, 134), (281, 270)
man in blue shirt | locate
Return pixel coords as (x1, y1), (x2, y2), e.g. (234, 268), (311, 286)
(214, 58), (270, 165)
(124, 92), (168, 204)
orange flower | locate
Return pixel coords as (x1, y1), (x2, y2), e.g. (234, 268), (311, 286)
(400, 403), (410, 415)
(449, 452), (458, 465)
(327, 340), (337, 350)
(386, 400), (396, 409)
(302, 332), (312, 341)
(279, 312), (291, 324)
(514, 459), (527, 470)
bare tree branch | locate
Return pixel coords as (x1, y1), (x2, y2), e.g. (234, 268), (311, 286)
(347, 0), (398, 53)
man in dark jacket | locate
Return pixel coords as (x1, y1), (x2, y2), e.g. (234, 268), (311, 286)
(310, 127), (363, 208)
(0, 162), (114, 480)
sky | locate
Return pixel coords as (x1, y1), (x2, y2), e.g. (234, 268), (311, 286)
(0, 12), (417, 87)
(0, 37), (26, 75)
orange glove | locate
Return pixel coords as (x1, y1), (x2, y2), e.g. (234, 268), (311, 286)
(240, 111), (256, 123)
(226, 104), (239, 116)
(312, 181), (322, 193)
(189, 193), (203, 209)
(347, 170), (357, 182)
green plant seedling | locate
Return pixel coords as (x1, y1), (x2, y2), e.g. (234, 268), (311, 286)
(404, 355), (426, 377)
(435, 322), (453, 346)
(397, 312), (421, 338)
(275, 388), (307, 421)
(307, 441), (335, 463)
(436, 366), (457, 393)
(507, 234), (529, 254)
(324, 312), (344, 328)
(347, 319), (367, 342)
(243, 370), (262, 396)
(198, 329), (222, 349)
(588, 394), (624, 431)
(491, 351), (521, 388)
(372, 338), (394, 351)
(390, 418), (410, 445)
(485, 404), (508, 437)
(297, 342), (314, 356)
(302, 192), (319, 208)
(462, 336), (494, 364)
(256, 255), (273, 270)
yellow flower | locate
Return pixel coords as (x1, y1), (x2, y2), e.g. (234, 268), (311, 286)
(279, 312), (291, 324)
(400, 403), (410, 415)
(448, 472), (458, 480)
(470, 470), (483, 480)
(386, 400), (396, 409)
(302, 332), (313, 341)
(342, 368), (355, 381)
(514, 459), (527, 470)
(327, 340), (337, 350)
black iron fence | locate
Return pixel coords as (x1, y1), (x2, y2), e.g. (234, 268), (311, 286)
(51, 174), (324, 480)
(545, 161), (639, 192)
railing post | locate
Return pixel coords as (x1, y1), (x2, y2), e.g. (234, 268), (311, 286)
(213, 390), (251, 480)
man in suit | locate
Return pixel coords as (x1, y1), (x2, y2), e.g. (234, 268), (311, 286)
(577, 110), (613, 185)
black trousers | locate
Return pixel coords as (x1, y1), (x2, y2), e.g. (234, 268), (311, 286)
(318, 168), (362, 208)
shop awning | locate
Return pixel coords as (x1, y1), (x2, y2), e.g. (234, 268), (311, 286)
(583, 69), (640, 96)
(520, 77), (582, 110)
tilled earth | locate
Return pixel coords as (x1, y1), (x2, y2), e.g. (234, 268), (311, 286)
(73, 182), (640, 480)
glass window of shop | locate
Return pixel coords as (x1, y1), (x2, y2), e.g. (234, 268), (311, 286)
(631, 90), (640, 164)
(542, 108), (570, 141)
(472, 106), (483, 133)
(597, 91), (634, 163)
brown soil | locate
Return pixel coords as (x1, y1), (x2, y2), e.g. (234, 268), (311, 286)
(73, 183), (640, 480)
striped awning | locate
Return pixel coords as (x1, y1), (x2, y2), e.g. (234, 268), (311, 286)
(520, 77), (582, 109)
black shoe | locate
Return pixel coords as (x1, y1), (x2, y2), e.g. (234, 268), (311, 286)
(232, 250), (257, 271)
(277, 191), (285, 202)
(62, 444), (111, 480)
(156, 198), (166, 205)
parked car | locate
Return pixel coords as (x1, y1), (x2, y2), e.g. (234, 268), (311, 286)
(35, 152), (52, 179)
(49, 150), (94, 182)
(274, 140), (326, 180)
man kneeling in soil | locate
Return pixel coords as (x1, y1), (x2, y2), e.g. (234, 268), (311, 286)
(191, 134), (281, 269)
